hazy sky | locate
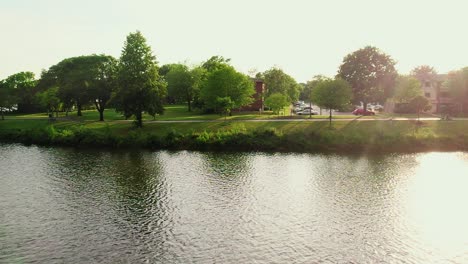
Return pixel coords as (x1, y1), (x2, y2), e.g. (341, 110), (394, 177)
(1, 0), (467, 82)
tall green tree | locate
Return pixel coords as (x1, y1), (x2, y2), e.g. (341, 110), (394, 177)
(44, 55), (117, 117)
(299, 75), (329, 101)
(411, 65), (438, 81)
(158, 63), (176, 77)
(201, 56), (231, 72)
(393, 75), (423, 103)
(446, 67), (468, 113)
(165, 64), (203, 112)
(260, 67), (300, 102)
(115, 31), (166, 127)
(200, 64), (254, 111)
(337, 46), (397, 111)
(36, 86), (61, 117)
(1, 72), (37, 113)
(409, 95), (431, 121)
(265, 93), (289, 115)
(0, 79), (17, 120)
(301, 75), (330, 114)
(88, 56), (118, 121)
(215, 96), (235, 120)
(311, 78), (352, 126)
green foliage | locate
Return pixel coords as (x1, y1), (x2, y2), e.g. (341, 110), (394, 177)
(165, 64), (203, 111)
(3, 118), (468, 153)
(1, 72), (37, 113)
(337, 46), (397, 107)
(393, 75), (423, 103)
(446, 67), (468, 113)
(200, 64), (254, 111)
(311, 78), (352, 125)
(411, 65), (438, 81)
(115, 31), (167, 127)
(409, 95), (431, 120)
(88, 56), (118, 121)
(0, 79), (18, 120)
(311, 78), (352, 110)
(260, 67), (300, 101)
(265, 93), (289, 114)
(42, 54), (118, 118)
(215, 97), (235, 119)
(299, 75), (330, 101)
(36, 87), (61, 116)
(201, 56), (231, 72)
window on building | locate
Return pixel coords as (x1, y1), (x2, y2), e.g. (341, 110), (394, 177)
(440, 92), (450, 98)
(425, 81), (431, 87)
(425, 92), (431, 98)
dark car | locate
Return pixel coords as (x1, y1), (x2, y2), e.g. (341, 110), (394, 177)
(352, 108), (375, 116)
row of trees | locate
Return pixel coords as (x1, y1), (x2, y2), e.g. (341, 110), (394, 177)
(0, 33), (256, 126)
(2, 36), (468, 123)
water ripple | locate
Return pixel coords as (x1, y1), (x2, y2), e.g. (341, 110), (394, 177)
(1, 145), (468, 263)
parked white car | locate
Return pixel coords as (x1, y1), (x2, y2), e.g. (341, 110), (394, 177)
(297, 109), (318, 115)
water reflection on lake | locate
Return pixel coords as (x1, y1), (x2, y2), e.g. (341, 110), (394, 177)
(1, 144), (467, 263)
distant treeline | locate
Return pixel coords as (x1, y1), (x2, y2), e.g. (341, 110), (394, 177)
(2, 31), (468, 124)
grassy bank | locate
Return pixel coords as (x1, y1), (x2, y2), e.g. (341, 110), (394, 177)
(1, 117), (468, 153)
(5, 105), (367, 121)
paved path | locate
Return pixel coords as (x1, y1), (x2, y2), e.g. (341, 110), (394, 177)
(145, 117), (458, 123)
(5, 117), (466, 123)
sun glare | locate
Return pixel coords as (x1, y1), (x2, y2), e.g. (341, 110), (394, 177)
(403, 152), (468, 258)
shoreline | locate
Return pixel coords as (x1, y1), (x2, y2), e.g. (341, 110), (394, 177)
(1, 120), (468, 154)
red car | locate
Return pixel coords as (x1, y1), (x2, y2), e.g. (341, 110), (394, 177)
(352, 108), (375, 116)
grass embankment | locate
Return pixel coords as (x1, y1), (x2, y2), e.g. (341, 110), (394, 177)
(1, 106), (467, 153)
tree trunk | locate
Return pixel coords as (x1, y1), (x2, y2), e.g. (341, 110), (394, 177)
(99, 110), (104, 121)
(1, 109), (4, 120)
(136, 111), (143, 128)
(187, 100), (192, 112)
(77, 101), (82, 116)
(363, 101), (367, 112)
(56, 110), (58, 118)
(309, 101), (312, 118)
(329, 108), (332, 127)
(95, 101), (104, 121)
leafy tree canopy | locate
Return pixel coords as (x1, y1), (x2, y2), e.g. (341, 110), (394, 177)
(0, 80), (17, 120)
(36, 86), (60, 117)
(411, 65), (438, 81)
(164, 63), (205, 112)
(115, 31), (166, 127)
(409, 95), (431, 120)
(311, 78), (352, 125)
(1, 72), (36, 113)
(200, 64), (254, 111)
(259, 67), (300, 102)
(300, 75), (330, 101)
(446, 67), (468, 113)
(44, 54), (117, 116)
(215, 96), (235, 120)
(202, 56), (231, 72)
(265, 93), (289, 115)
(393, 75), (422, 103)
(337, 46), (397, 108)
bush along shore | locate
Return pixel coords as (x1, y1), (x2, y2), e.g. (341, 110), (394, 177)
(1, 120), (468, 153)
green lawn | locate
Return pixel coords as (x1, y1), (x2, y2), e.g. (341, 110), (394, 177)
(2, 109), (468, 152)
(5, 104), (373, 122)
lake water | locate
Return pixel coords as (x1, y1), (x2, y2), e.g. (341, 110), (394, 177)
(1, 143), (468, 263)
